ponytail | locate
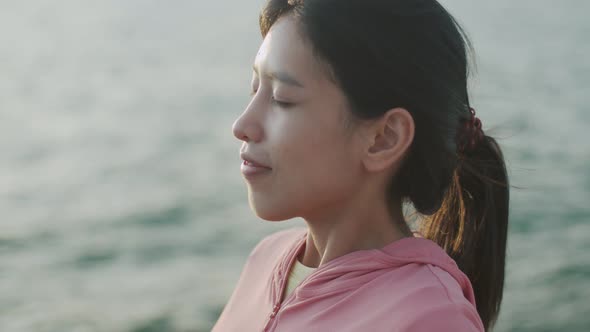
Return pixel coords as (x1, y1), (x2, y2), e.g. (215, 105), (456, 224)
(420, 135), (509, 331)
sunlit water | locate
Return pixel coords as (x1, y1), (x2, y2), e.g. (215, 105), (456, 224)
(0, 1), (588, 331)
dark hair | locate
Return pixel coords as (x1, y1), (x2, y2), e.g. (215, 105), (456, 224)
(259, 0), (509, 330)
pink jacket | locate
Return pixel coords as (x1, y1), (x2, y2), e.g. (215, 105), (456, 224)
(212, 227), (484, 332)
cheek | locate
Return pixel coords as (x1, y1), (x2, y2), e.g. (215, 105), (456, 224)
(276, 114), (349, 173)
(274, 119), (360, 208)
(247, 108), (360, 221)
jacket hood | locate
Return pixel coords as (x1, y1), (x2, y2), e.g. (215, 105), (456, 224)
(275, 228), (476, 304)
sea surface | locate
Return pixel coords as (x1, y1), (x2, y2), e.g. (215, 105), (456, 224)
(0, 0), (588, 331)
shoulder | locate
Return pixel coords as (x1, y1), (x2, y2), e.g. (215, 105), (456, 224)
(399, 298), (484, 331)
(391, 263), (484, 331)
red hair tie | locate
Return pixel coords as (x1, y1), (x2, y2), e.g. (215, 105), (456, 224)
(457, 107), (484, 153)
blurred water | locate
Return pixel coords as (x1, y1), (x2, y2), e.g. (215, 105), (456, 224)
(0, 0), (588, 331)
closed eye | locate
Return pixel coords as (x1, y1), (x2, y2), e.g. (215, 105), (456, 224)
(271, 96), (295, 108)
(249, 89), (294, 108)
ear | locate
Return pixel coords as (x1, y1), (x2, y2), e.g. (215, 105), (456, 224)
(362, 108), (415, 173)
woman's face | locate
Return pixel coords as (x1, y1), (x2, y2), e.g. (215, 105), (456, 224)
(232, 15), (367, 221)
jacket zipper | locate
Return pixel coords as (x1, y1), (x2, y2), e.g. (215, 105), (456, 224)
(262, 303), (281, 332)
(264, 233), (323, 332)
(265, 268), (323, 332)
(261, 249), (294, 332)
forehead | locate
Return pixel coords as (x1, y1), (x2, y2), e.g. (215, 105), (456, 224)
(254, 15), (324, 84)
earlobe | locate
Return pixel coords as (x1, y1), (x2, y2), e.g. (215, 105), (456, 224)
(363, 108), (415, 172)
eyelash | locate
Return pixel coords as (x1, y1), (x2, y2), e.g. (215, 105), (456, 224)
(250, 89), (294, 108)
(271, 96), (294, 108)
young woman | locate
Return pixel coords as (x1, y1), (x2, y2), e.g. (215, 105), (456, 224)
(213, 0), (509, 331)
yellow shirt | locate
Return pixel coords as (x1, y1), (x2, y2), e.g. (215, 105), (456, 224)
(283, 259), (316, 300)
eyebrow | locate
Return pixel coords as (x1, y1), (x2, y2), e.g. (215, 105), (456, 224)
(253, 65), (304, 88)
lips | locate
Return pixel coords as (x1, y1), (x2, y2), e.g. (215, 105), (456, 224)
(240, 153), (271, 169)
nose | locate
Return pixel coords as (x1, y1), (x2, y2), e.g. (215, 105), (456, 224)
(232, 101), (264, 143)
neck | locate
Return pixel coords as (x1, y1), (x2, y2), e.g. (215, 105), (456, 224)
(299, 192), (412, 268)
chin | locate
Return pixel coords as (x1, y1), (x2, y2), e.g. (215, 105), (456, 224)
(252, 206), (293, 222)
(248, 197), (295, 222)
